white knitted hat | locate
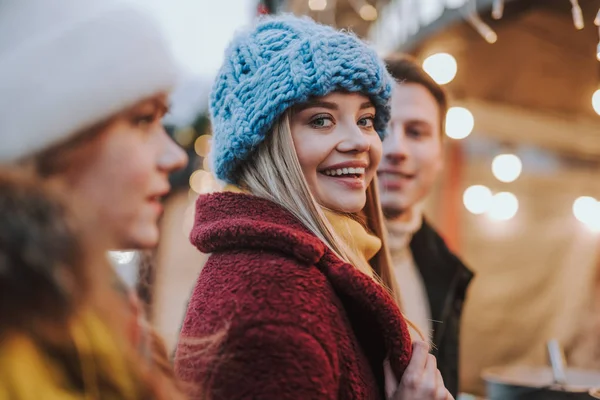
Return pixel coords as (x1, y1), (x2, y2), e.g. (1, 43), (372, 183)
(0, 0), (179, 162)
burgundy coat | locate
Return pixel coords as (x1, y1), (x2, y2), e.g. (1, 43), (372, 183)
(175, 192), (412, 400)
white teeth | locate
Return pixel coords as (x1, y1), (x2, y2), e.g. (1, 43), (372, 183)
(323, 167), (366, 177)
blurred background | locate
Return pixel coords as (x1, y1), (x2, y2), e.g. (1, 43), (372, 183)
(107, 0), (600, 397)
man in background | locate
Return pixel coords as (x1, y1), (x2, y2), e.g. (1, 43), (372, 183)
(379, 55), (473, 397)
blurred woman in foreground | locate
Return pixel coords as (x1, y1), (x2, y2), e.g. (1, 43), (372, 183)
(0, 0), (187, 397)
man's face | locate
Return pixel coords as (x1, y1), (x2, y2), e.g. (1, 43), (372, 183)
(377, 83), (443, 216)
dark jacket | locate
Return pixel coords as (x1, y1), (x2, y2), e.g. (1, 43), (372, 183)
(175, 192), (412, 400)
(409, 219), (474, 397)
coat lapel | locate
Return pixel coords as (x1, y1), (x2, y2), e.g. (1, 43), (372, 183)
(317, 250), (412, 381)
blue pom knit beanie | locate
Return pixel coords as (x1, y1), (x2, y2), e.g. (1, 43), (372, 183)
(210, 14), (393, 183)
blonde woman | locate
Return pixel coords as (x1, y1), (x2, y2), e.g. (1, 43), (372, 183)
(0, 0), (187, 398)
(175, 15), (452, 400)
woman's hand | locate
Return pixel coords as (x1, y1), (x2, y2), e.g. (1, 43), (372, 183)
(392, 341), (454, 400)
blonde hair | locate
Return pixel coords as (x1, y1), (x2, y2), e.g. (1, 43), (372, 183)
(237, 111), (403, 306)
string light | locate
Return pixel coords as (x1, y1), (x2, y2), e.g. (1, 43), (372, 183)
(465, 0), (497, 43)
(573, 196), (597, 223)
(491, 0), (504, 20)
(595, 7), (600, 26)
(488, 192), (519, 221)
(467, 13), (498, 43)
(422, 53), (457, 85)
(359, 4), (377, 21)
(189, 170), (210, 193)
(194, 135), (212, 157)
(445, 107), (475, 139)
(573, 196), (600, 230)
(492, 154), (522, 183)
(570, 0), (584, 30)
(308, 0), (327, 11)
(592, 90), (600, 115)
(348, 0), (377, 21)
(202, 157), (211, 171)
(463, 185), (493, 214)
(173, 127), (196, 148)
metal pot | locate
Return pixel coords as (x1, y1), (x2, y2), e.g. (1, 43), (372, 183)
(483, 366), (600, 400)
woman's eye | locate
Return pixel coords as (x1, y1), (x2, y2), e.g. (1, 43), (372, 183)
(309, 116), (334, 128)
(358, 116), (375, 128)
(407, 128), (423, 138)
(133, 114), (157, 127)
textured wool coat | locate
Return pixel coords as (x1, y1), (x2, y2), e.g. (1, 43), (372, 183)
(175, 192), (412, 400)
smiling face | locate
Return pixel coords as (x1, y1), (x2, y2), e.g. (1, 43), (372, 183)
(377, 83), (443, 217)
(289, 92), (382, 213)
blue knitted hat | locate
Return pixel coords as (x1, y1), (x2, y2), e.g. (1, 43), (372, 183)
(210, 14), (393, 183)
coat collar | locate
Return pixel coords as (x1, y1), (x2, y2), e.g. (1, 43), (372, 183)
(191, 191), (412, 379)
(190, 191), (326, 265)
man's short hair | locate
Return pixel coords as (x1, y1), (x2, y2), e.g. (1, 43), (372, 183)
(384, 54), (448, 133)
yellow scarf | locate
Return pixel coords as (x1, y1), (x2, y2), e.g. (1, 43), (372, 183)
(0, 311), (141, 400)
(323, 209), (382, 267)
(222, 184), (381, 268)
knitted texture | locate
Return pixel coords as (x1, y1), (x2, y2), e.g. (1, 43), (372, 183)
(209, 14), (393, 183)
(175, 191), (412, 399)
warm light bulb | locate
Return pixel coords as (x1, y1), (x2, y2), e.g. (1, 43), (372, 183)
(573, 196), (600, 231)
(571, 1), (584, 30)
(308, 0), (327, 11)
(463, 185), (493, 215)
(484, 31), (498, 44)
(445, 107), (474, 139)
(359, 4), (377, 21)
(173, 127), (195, 148)
(189, 170), (210, 193)
(467, 14), (498, 44)
(202, 157), (211, 171)
(492, 0), (504, 20)
(573, 196), (599, 223)
(592, 90), (600, 115)
(422, 53), (457, 85)
(492, 154), (522, 183)
(194, 135), (212, 157)
(488, 192), (519, 221)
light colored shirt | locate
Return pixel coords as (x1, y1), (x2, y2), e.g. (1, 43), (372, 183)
(386, 207), (432, 341)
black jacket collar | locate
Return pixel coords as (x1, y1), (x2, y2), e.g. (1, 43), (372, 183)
(409, 219), (473, 343)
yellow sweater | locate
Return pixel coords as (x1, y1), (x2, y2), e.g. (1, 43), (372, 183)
(0, 311), (141, 400)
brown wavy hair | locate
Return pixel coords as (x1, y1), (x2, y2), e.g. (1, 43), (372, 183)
(0, 166), (186, 398)
(0, 169), (88, 340)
